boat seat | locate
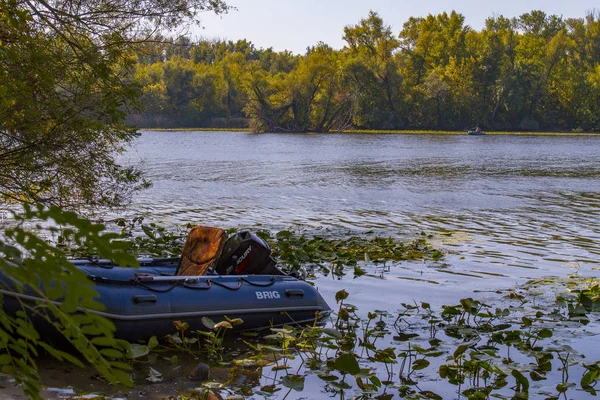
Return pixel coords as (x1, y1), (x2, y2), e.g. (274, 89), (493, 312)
(176, 226), (226, 276)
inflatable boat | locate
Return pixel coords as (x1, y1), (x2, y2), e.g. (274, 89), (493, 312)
(0, 229), (332, 342)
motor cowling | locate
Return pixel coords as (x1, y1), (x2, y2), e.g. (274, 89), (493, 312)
(213, 231), (282, 275)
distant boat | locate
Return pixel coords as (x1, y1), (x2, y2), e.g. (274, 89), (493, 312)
(467, 130), (485, 135)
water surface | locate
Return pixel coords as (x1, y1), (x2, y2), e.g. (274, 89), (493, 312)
(119, 131), (600, 305)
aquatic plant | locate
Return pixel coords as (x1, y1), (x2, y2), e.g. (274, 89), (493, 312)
(12, 218), (600, 399)
(196, 316), (243, 362)
(135, 278), (600, 399)
(92, 218), (445, 277)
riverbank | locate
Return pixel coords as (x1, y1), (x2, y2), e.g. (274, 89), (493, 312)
(139, 127), (600, 135)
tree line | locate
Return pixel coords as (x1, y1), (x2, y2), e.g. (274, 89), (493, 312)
(129, 10), (600, 133)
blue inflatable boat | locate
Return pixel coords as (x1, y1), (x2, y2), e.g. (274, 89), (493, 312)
(0, 259), (331, 342)
(0, 229), (332, 342)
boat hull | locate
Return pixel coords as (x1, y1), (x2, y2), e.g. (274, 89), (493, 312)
(0, 260), (331, 342)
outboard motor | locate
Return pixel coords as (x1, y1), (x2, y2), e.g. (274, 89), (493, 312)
(213, 231), (283, 275)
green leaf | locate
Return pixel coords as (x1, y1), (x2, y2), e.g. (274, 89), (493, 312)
(529, 371), (546, 381)
(201, 317), (215, 330)
(317, 374), (339, 382)
(90, 337), (117, 347)
(412, 359), (430, 371)
(393, 333), (419, 341)
(322, 328), (343, 339)
(538, 328), (553, 339)
(556, 382), (575, 393)
(100, 348), (124, 359)
(335, 289), (349, 303)
(127, 344), (149, 359)
(369, 375), (382, 387)
(107, 369), (132, 386)
(419, 391), (443, 400)
(454, 344), (469, 359)
(582, 370), (600, 386)
(511, 369), (530, 392)
(148, 336), (159, 349)
(334, 353), (361, 375)
(354, 265), (366, 278)
(0, 354), (12, 365)
(281, 374), (305, 391)
(37, 343), (84, 368)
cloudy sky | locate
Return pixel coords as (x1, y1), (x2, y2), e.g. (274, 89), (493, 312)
(196, 0), (599, 53)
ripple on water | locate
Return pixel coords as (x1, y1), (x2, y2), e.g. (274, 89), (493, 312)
(112, 131), (600, 299)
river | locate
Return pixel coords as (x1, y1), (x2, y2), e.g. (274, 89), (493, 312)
(119, 131), (600, 307)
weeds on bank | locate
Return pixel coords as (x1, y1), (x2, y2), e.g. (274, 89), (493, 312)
(120, 275), (600, 399)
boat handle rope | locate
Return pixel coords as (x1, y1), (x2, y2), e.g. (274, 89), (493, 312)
(208, 279), (243, 291)
(132, 280), (180, 293)
(204, 276), (276, 291)
(132, 278), (216, 293)
(88, 275), (277, 292)
(241, 277), (277, 287)
(180, 280), (213, 290)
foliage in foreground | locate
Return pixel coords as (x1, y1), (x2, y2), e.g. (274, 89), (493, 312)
(0, 205), (139, 399)
(54, 219), (600, 399)
(4, 212), (600, 399)
(0, 212), (443, 398)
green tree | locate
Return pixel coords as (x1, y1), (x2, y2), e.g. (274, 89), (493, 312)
(243, 45), (351, 133)
(399, 11), (472, 128)
(242, 61), (287, 132)
(128, 9), (600, 132)
(218, 52), (249, 120)
(544, 13), (600, 130)
(400, 11), (469, 86)
(0, 0), (228, 208)
(284, 44), (351, 132)
(342, 11), (404, 128)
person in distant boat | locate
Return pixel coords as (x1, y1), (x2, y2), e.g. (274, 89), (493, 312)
(475, 126), (482, 133)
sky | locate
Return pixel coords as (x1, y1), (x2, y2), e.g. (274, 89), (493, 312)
(195, 0), (599, 54)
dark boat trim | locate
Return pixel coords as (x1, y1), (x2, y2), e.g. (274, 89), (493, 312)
(0, 289), (329, 321)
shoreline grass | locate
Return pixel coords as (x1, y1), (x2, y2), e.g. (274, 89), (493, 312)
(344, 129), (600, 135)
(141, 127), (250, 132)
(139, 127), (600, 136)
